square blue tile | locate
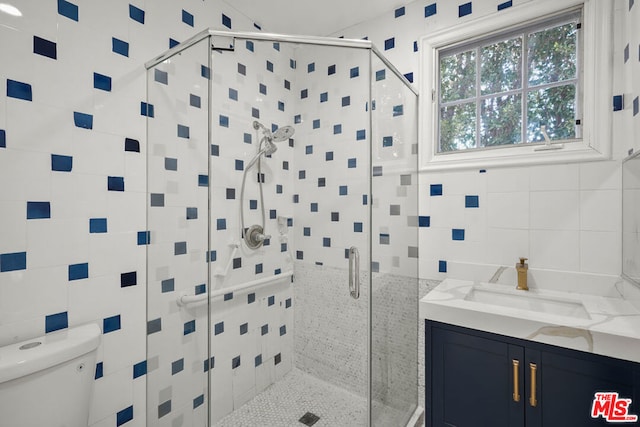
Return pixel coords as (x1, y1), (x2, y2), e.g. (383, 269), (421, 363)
(90, 218), (107, 233)
(69, 262), (88, 280)
(133, 361), (147, 379)
(116, 406), (133, 427)
(430, 184), (443, 196)
(395, 6), (405, 17)
(33, 36), (57, 59)
(45, 311), (68, 333)
(129, 5), (145, 23)
(182, 9), (194, 26)
(103, 315), (121, 333)
(137, 231), (150, 245)
(438, 260), (447, 273)
(214, 322), (224, 335)
(161, 278), (175, 293)
(419, 216), (431, 227)
(73, 111), (93, 129)
(108, 176), (124, 191)
(57, 0), (78, 21)
(465, 195), (479, 208)
(222, 13), (231, 28)
(7, 79), (33, 101)
(171, 358), (184, 374)
(0, 251), (27, 272)
(613, 95), (624, 111)
(384, 38), (395, 50)
(425, 3), (437, 17)
(51, 154), (72, 171)
(452, 229), (465, 241)
(27, 201), (50, 219)
(0, 129), (5, 148)
(112, 38), (129, 57)
(498, 1), (513, 10)
(140, 102), (154, 117)
(376, 69), (386, 81)
(459, 2), (472, 17)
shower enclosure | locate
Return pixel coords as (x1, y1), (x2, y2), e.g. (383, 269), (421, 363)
(145, 29), (419, 426)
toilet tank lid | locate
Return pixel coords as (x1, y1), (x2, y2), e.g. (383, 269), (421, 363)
(0, 323), (101, 384)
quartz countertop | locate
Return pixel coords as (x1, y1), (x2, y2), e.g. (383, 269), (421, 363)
(420, 277), (640, 364)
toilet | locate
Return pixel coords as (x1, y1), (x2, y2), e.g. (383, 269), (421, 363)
(0, 323), (101, 427)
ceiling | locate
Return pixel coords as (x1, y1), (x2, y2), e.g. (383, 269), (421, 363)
(223, 0), (405, 36)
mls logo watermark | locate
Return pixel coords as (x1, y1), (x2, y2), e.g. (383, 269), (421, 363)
(591, 392), (638, 423)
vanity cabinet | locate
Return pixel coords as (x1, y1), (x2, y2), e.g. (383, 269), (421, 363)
(425, 320), (640, 427)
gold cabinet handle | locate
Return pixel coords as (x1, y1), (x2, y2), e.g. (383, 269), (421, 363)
(529, 363), (538, 407)
(512, 359), (520, 402)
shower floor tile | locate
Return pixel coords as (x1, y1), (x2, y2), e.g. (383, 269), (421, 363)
(215, 368), (367, 426)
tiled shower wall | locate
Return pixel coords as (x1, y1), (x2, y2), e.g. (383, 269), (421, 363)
(338, 0), (640, 281)
(0, 2), (262, 426)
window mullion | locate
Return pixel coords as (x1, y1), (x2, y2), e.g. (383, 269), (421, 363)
(522, 31), (529, 144)
(476, 46), (481, 148)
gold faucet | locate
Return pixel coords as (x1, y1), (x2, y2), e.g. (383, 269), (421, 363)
(516, 257), (528, 291)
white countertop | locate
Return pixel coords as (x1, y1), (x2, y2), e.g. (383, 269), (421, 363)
(420, 277), (640, 364)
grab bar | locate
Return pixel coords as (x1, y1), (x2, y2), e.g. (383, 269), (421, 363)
(178, 270), (293, 306)
(349, 246), (360, 299)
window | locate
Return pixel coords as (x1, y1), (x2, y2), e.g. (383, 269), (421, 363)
(421, 0), (613, 170)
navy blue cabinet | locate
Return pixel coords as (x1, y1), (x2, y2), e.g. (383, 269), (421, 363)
(425, 320), (640, 427)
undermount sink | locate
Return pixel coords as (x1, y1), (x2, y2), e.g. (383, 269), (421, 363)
(464, 286), (591, 319)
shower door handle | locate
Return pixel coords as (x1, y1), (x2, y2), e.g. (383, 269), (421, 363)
(349, 246), (360, 299)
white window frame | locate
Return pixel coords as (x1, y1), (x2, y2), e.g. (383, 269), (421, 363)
(419, 0), (613, 171)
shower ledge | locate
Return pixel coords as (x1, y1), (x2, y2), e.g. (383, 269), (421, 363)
(420, 277), (640, 364)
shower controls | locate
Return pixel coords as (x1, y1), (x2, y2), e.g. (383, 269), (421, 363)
(349, 246), (360, 299)
(244, 224), (269, 249)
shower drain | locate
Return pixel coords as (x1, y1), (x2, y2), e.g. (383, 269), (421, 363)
(298, 412), (320, 426)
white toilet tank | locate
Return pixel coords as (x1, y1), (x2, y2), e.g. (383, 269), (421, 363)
(0, 323), (101, 427)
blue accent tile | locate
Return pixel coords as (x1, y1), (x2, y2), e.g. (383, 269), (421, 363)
(250, 199), (258, 209)
(112, 38), (129, 57)
(154, 69), (168, 85)
(211, 144), (219, 156)
(634, 97), (639, 116)
(479, 169), (487, 173)
(452, 229), (465, 241)
(266, 61), (274, 72)
(439, 260), (447, 273)
(430, 184), (443, 196)
(158, 400), (171, 418)
(301, 89), (308, 99)
(384, 38), (395, 50)
(147, 318), (161, 335)
(303, 227), (311, 236)
(323, 237), (331, 247)
(7, 79), (33, 101)
(129, 5), (145, 23)
(140, 102), (154, 117)
(383, 136), (393, 147)
(219, 115), (229, 127)
(27, 201), (50, 219)
(90, 218), (107, 233)
(182, 9), (194, 26)
(268, 295), (275, 306)
(0, 129), (5, 148)
(94, 72), (112, 91)
(121, 271), (136, 287)
(45, 311), (68, 333)
(308, 62), (315, 72)
(68, 263), (88, 280)
(305, 145), (313, 155)
(328, 64), (336, 75)
(613, 95), (624, 111)
(169, 38), (179, 48)
(201, 65), (211, 79)
(333, 124), (342, 134)
(350, 67), (360, 78)
(172, 242), (187, 257)
(255, 354), (263, 367)
(224, 292), (233, 301)
(419, 216), (431, 227)
(108, 176), (125, 191)
(172, 358), (184, 375)
(222, 13), (231, 29)
(395, 6), (405, 17)
(404, 72), (414, 83)
(348, 158), (357, 168)
(185, 207), (197, 220)
(285, 80), (291, 89)
(57, 0), (78, 21)
(183, 320), (196, 335)
(414, 41), (419, 52)
(376, 69), (386, 81)
(207, 250), (216, 263)
(342, 96), (350, 107)
(393, 105), (404, 116)
(232, 356), (241, 369)
(280, 325), (287, 336)
(296, 251), (303, 260)
(356, 129), (366, 140)
(177, 124), (190, 139)
(339, 186), (348, 195)
(278, 101), (285, 111)
(195, 283), (206, 294)
(190, 94), (201, 108)
(214, 322), (224, 335)
(313, 119), (320, 129)
(217, 218), (226, 230)
(73, 111), (93, 129)
(164, 157), (178, 171)
(198, 175), (209, 186)
(286, 298), (292, 308)
(246, 40), (254, 52)
(310, 203), (318, 212)
(117, 406), (133, 427)
(498, 1), (513, 11)
(133, 361), (147, 379)
(459, 2), (472, 17)
(240, 323), (248, 335)
(425, 3), (437, 17)
(354, 222), (363, 232)
(137, 231), (150, 245)
(320, 92), (328, 103)
(95, 362), (103, 379)
(363, 195), (368, 205)
(233, 257), (241, 269)
(103, 315), (121, 333)
(33, 36), (57, 59)
(273, 42), (280, 51)
(465, 195), (479, 208)
(259, 83), (267, 95)
(51, 154), (72, 171)
(331, 212), (338, 221)
(193, 395), (204, 409)
(248, 293), (256, 304)
(161, 278), (175, 293)
(261, 324), (268, 335)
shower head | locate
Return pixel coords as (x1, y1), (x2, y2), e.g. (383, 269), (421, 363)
(263, 140), (278, 156)
(272, 125), (295, 142)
